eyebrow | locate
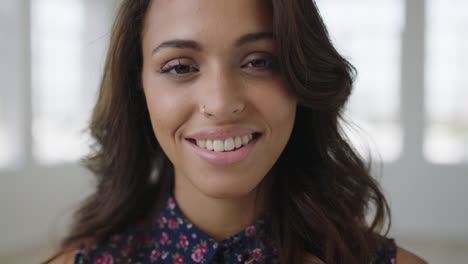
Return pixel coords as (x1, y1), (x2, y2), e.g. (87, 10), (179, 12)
(152, 31), (275, 55)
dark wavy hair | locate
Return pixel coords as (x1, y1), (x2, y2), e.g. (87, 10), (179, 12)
(58, 0), (391, 263)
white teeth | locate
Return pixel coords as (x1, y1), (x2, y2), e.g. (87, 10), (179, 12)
(235, 136), (242, 149)
(194, 133), (256, 152)
(224, 138), (235, 151)
(197, 139), (206, 148)
(206, 140), (213, 151)
(213, 140), (224, 152)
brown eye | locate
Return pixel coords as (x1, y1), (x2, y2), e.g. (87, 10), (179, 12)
(171, 64), (192, 74)
(243, 56), (278, 70)
(160, 59), (199, 75)
(249, 59), (268, 68)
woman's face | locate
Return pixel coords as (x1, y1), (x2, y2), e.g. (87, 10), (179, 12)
(141, 0), (297, 199)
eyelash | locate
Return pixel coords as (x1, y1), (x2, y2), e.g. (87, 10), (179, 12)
(159, 56), (278, 76)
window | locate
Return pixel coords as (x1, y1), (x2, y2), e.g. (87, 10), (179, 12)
(0, 0), (112, 169)
(31, 0), (87, 164)
(425, 0), (468, 164)
(0, 0), (24, 169)
(315, 0), (405, 161)
(30, 0), (112, 165)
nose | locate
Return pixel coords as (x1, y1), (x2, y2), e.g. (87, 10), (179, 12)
(199, 66), (246, 120)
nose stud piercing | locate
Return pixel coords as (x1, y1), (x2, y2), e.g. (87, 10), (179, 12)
(201, 105), (241, 117)
(201, 105), (212, 117)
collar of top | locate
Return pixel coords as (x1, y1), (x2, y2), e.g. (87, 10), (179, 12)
(146, 195), (279, 263)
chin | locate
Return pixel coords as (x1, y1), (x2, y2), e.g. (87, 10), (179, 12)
(196, 178), (261, 200)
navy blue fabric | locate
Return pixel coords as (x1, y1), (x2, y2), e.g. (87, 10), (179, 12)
(74, 195), (396, 264)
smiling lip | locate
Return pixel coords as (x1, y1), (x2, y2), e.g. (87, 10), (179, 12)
(186, 135), (260, 165)
(185, 127), (258, 141)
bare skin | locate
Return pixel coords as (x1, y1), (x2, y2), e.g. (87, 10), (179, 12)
(141, 0), (296, 241)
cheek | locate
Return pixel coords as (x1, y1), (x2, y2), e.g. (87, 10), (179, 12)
(253, 80), (297, 126)
(142, 78), (191, 151)
(256, 82), (297, 157)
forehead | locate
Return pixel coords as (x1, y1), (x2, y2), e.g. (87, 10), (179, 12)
(143, 0), (273, 48)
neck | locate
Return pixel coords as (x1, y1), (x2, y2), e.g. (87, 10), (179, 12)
(174, 175), (273, 241)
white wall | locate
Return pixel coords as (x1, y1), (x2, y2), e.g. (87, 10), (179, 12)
(0, 165), (93, 256)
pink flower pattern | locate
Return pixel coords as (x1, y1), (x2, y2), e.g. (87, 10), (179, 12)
(173, 255), (185, 264)
(199, 243), (208, 254)
(93, 254), (113, 264)
(246, 226), (256, 237)
(121, 246), (131, 257)
(159, 216), (167, 228)
(149, 249), (161, 261)
(168, 219), (178, 230)
(73, 195), (397, 264)
(160, 232), (169, 245)
(252, 248), (263, 261)
(168, 197), (176, 210)
(179, 234), (189, 248)
(191, 248), (204, 262)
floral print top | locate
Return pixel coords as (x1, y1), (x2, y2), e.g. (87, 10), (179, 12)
(74, 195), (397, 264)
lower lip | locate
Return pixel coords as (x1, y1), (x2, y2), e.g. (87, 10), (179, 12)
(186, 136), (260, 165)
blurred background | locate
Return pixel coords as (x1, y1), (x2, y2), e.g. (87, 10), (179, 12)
(0, 0), (467, 263)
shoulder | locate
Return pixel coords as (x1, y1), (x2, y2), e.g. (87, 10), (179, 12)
(396, 246), (428, 264)
(42, 239), (94, 264)
(302, 243), (427, 264)
(42, 248), (77, 264)
(374, 237), (427, 264)
(304, 254), (325, 264)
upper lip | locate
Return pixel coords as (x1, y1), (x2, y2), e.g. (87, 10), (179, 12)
(185, 127), (259, 141)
